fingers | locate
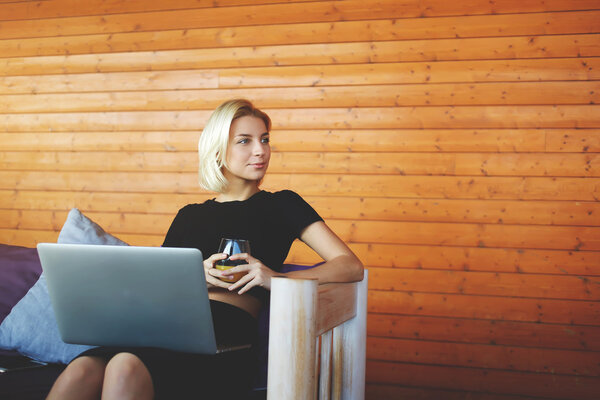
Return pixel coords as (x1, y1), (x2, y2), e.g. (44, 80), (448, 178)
(228, 272), (259, 294)
(204, 253), (230, 288)
(227, 253), (254, 263)
(205, 253), (228, 265)
(207, 274), (232, 289)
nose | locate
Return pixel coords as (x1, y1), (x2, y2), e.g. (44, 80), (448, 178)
(252, 139), (266, 156)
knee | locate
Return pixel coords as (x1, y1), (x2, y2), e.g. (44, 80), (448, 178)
(67, 356), (105, 384)
(105, 352), (147, 381)
(51, 356), (105, 394)
(104, 352), (153, 397)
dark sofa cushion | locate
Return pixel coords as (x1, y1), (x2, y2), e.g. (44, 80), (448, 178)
(0, 244), (42, 325)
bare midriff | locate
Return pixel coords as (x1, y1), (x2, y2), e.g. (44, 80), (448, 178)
(208, 287), (261, 319)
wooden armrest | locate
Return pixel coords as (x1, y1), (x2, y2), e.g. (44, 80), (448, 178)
(316, 281), (357, 336)
(267, 272), (368, 400)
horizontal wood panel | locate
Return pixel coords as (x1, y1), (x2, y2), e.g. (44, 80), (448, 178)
(366, 384), (545, 400)
(5, 210), (598, 250)
(366, 360), (600, 399)
(367, 313), (600, 351)
(368, 291), (600, 325)
(3, 151), (598, 177)
(2, 58), (600, 92)
(0, 228), (59, 246)
(0, 0), (408, 40)
(367, 268), (600, 300)
(0, 129), (556, 152)
(0, 0), (320, 22)
(4, 129), (599, 153)
(0, 208), (596, 274)
(2, 34), (599, 76)
(2, 228), (597, 276)
(548, 130), (600, 152)
(1, 172), (598, 200)
(367, 337), (600, 376)
(3, 0), (598, 22)
(329, 220), (600, 250)
(219, 58), (600, 88)
(2, 82), (599, 113)
(287, 243), (600, 276)
(2, 10), (599, 58)
(2, 106), (600, 131)
(2, 189), (597, 226)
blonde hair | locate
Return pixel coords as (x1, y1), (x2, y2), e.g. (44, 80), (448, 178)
(198, 99), (271, 193)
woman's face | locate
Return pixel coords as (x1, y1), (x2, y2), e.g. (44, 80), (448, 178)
(223, 115), (271, 185)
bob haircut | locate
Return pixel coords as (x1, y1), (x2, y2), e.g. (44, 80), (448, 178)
(198, 99), (271, 193)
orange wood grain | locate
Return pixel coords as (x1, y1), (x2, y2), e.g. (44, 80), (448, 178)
(367, 313), (600, 351)
(3, 151), (598, 177)
(287, 242), (600, 275)
(327, 220), (600, 250)
(366, 384), (540, 400)
(367, 267), (600, 300)
(2, 0), (598, 22)
(6, 128), (599, 153)
(1, 34), (598, 76)
(0, 0), (407, 40)
(366, 360), (600, 399)
(367, 336), (600, 376)
(0, 129), (557, 152)
(0, 0), (320, 22)
(368, 290), (600, 325)
(218, 58), (600, 87)
(0, 171), (598, 200)
(2, 226), (598, 277)
(2, 58), (599, 91)
(1, 10), (599, 58)
(3, 209), (599, 250)
(1, 106), (600, 131)
(2, 82), (599, 113)
(546, 130), (600, 152)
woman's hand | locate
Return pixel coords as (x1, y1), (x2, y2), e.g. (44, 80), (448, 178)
(203, 253), (233, 289)
(222, 253), (280, 294)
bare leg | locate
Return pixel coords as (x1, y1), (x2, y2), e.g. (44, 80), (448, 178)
(46, 356), (107, 400)
(101, 352), (154, 400)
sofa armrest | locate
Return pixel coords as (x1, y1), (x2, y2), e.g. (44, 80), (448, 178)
(267, 271), (368, 400)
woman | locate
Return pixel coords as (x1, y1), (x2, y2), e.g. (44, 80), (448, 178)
(46, 99), (363, 399)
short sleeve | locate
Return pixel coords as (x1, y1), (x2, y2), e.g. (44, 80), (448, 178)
(162, 206), (190, 248)
(276, 190), (323, 238)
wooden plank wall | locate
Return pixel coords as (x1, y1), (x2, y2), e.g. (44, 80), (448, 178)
(1, 0), (599, 398)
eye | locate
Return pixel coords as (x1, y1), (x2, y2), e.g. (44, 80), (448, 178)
(261, 137), (270, 144)
(237, 138), (249, 144)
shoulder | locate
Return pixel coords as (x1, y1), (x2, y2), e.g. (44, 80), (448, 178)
(175, 200), (214, 216)
(265, 190), (320, 216)
(266, 190), (305, 202)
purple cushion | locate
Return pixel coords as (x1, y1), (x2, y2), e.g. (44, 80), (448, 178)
(0, 244), (42, 325)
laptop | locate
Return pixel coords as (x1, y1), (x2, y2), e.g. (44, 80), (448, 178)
(36, 243), (251, 354)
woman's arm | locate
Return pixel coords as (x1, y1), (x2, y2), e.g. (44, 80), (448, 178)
(285, 221), (364, 284)
(217, 221), (364, 293)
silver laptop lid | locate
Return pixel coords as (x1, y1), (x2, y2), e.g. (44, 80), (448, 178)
(37, 243), (217, 354)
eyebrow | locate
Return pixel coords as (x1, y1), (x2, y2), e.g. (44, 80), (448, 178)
(234, 132), (270, 137)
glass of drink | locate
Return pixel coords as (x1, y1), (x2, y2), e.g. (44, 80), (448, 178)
(215, 238), (250, 283)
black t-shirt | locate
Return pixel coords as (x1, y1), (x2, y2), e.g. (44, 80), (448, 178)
(162, 190), (323, 273)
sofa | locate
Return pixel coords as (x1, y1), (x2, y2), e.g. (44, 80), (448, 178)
(0, 243), (67, 400)
(0, 209), (367, 399)
(0, 209), (133, 399)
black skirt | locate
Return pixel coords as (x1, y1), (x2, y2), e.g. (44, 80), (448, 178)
(77, 301), (258, 399)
